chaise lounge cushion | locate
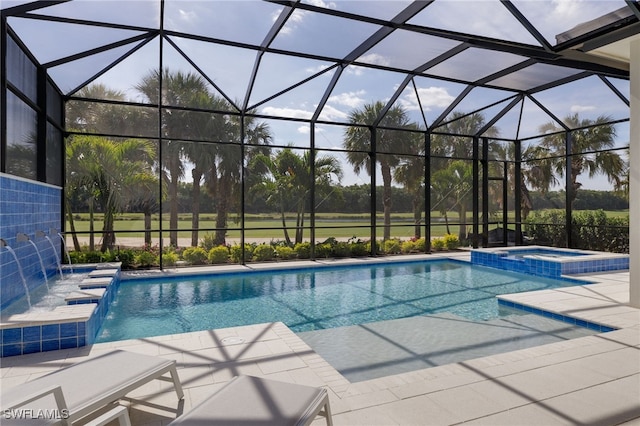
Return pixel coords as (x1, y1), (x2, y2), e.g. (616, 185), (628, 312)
(1, 350), (183, 425)
(169, 375), (331, 426)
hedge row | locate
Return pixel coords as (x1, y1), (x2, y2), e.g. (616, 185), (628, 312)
(68, 234), (461, 269)
(524, 209), (628, 253)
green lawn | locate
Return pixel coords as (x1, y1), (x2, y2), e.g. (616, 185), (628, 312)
(66, 209), (628, 243)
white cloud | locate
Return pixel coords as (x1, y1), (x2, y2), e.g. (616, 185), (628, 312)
(345, 65), (366, 76)
(400, 86), (455, 111)
(305, 64), (332, 74)
(298, 125), (310, 134)
(179, 9), (197, 23)
(307, 0), (337, 8)
(277, 1), (336, 35)
(317, 104), (349, 121)
(358, 53), (390, 67)
(571, 104), (596, 113)
(261, 106), (313, 119)
(328, 90), (366, 108)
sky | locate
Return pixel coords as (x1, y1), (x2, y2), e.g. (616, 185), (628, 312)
(3, 0), (632, 190)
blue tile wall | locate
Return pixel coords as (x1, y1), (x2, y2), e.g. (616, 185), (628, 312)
(471, 249), (628, 279)
(0, 268), (121, 357)
(0, 174), (63, 310)
(498, 299), (617, 332)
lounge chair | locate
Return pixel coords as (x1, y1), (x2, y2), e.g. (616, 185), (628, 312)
(169, 375), (332, 426)
(1, 350), (183, 425)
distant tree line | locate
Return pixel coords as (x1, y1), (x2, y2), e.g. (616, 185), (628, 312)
(530, 189), (628, 211)
(68, 185), (628, 216)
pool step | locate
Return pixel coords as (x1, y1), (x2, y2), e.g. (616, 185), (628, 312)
(487, 313), (596, 338)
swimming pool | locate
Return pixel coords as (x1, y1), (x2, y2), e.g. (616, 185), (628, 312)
(96, 259), (593, 343)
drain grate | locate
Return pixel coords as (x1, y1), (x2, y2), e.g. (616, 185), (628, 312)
(221, 336), (245, 345)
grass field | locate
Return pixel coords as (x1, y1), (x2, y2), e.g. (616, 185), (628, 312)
(66, 210), (628, 245)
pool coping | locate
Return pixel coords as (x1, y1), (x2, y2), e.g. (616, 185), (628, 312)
(1, 254), (638, 425)
(1, 270), (637, 425)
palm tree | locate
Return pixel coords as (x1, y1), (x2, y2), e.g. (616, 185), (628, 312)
(393, 135), (425, 238)
(431, 112), (498, 240)
(251, 148), (342, 245)
(431, 160), (474, 241)
(343, 101), (417, 240)
(181, 97), (229, 247)
(205, 114), (272, 246)
(135, 69), (215, 247)
(66, 135), (155, 251)
(537, 114), (625, 207)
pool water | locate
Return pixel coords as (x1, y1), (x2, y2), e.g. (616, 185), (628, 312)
(96, 260), (591, 343)
(507, 248), (585, 259)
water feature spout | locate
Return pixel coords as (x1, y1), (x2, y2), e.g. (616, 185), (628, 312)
(39, 230), (64, 277)
(21, 233), (50, 291)
(55, 230), (74, 273)
(0, 239), (32, 308)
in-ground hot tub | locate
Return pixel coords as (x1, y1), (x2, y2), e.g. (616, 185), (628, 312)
(471, 246), (629, 279)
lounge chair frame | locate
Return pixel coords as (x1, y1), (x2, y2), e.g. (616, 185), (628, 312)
(1, 350), (183, 425)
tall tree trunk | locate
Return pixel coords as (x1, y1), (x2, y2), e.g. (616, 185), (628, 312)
(444, 212), (450, 235)
(101, 207), (115, 252)
(144, 207), (152, 246)
(214, 176), (230, 246)
(280, 198), (292, 246)
(412, 195), (421, 239)
(295, 205), (305, 244)
(191, 168), (202, 247)
(89, 198), (95, 251)
(169, 167), (179, 247)
(458, 203), (467, 242)
(66, 203), (81, 251)
(381, 164), (393, 241)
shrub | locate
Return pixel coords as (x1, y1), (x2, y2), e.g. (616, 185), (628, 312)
(414, 237), (427, 252)
(162, 251), (178, 267)
(524, 209), (629, 253)
(432, 237), (445, 251)
(68, 250), (84, 264)
(383, 239), (401, 254)
(294, 242), (311, 259)
(366, 240), (384, 255)
(332, 241), (351, 258)
(135, 250), (157, 267)
(84, 251), (105, 263)
(315, 243), (332, 258)
(199, 232), (217, 252)
(275, 246), (295, 260)
(443, 234), (460, 250)
(253, 244), (275, 261)
(208, 246), (229, 264)
(349, 241), (369, 257)
(112, 249), (135, 268)
(401, 240), (416, 253)
(183, 247), (208, 265)
(230, 244), (254, 263)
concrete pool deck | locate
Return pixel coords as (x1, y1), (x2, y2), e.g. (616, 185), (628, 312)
(1, 252), (639, 425)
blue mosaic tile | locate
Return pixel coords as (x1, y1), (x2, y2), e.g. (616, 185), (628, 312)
(60, 337), (77, 350)
(23, 341), (41, 354)
(60, 322), (77, 338)
(42, 324), (60, 340)
(42, 339), (60, 352)
(2, 328), (21, 344)
(2, 344), (22, 357)
(22, 326), (41, 342)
